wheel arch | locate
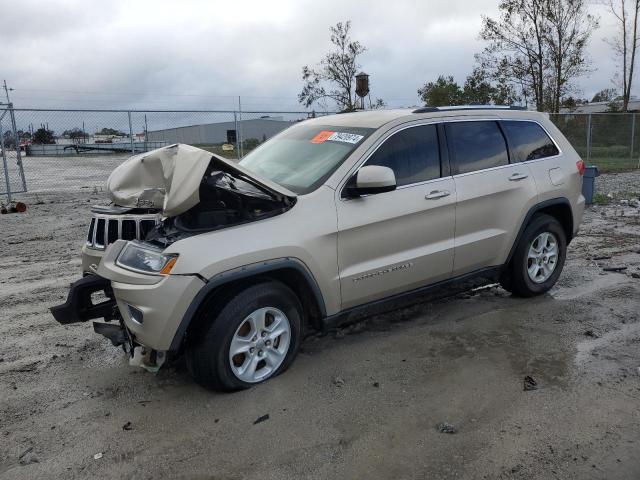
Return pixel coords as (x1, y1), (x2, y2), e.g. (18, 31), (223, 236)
(505, 197), (574, 266)
(169, 258), (327, 352)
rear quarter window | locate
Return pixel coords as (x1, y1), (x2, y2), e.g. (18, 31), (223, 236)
(501, 120), (559, 162)
(446, 121), (509, 175)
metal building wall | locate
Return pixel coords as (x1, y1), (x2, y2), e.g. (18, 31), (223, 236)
(147, 119), (294, 145)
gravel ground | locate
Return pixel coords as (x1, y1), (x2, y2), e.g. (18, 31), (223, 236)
(1, 174), (640, 479)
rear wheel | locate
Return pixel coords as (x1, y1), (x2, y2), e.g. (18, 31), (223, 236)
(501, 214), (567, 297)
(186, 281), (303, 391)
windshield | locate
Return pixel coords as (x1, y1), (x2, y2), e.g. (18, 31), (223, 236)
(239, 123), (374, 194)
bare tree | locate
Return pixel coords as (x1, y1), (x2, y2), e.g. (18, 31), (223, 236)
(545, 0), (598, 112)
(298, 21), (366, 111)
(479, 0), (598, 112)
(479, 0), (549, 111)
(605, 0), (640, 111)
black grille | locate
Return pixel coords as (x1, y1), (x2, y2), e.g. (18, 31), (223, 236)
(86, 213), (160, 249)
(95, 219), (106, 247)
(139, 219), (155, 240)
(107, 220), (119, 244)
(121, 220), (137, 240)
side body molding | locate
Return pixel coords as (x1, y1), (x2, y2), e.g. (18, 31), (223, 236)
(168, 257), (327, 351)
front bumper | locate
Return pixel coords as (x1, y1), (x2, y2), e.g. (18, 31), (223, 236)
(110, 274), (205, 351)
(54, 240), (206, 353)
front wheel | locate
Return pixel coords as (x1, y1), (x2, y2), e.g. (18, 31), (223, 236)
(501, 214), (567, 297)
(186, 281), (303, 391)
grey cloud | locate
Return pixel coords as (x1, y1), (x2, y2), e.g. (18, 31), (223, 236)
(0, 0), (621, 110)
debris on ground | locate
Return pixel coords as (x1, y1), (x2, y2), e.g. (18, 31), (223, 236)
(593, 255), (612, 261)
(373, 381), (380, 388)
(437, 422), (458, 434)
(18, 446), (38, 466)
(332, 376), (345, 387)
(602, 266), (628, 272)
(93, 452), (103, 460)
(584, 330), (600, 338)
(523, 375), (538, 391)
(253, 414), (270, 425)
(122, 421), (132, 431)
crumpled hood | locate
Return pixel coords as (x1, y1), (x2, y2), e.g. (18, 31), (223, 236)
(106, 143), (296, 217)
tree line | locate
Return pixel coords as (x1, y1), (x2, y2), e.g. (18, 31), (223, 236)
(299, 0), (640, 113)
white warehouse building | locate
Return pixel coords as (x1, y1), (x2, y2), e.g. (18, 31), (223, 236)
(146, 117), (295, 145)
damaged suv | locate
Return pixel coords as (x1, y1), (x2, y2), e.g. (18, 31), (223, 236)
(52, 107), (585, 391)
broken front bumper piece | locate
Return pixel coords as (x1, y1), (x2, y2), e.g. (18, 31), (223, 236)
(50, 274), (133, 350)
(50, 274), (118, 325)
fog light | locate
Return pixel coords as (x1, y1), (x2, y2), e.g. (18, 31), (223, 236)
(127, 305), (144, 324)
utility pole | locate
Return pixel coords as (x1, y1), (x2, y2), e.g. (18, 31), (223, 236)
(2, 80), (13, 104)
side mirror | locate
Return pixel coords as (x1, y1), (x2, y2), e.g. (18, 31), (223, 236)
(344, 165), (396, 198)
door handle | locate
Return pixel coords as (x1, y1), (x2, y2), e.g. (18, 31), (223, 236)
(509, 172), (528, 181)
(425, 190), (450, 200)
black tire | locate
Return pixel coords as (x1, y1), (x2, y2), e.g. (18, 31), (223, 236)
(186, 281), (303, 392)
(501, 214), (567, 297)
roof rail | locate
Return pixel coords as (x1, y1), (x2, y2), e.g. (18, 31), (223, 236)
(412, 105), (527, 114)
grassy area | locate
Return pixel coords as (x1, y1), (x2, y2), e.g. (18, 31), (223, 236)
(586, 156), (640, 173)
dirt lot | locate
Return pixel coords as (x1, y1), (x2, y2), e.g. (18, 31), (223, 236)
(1, 173), (640, 480)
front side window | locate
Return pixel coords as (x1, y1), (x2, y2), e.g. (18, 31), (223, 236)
(239, 124), (374, 194)
(446, 121), (509, 175)
(365, 124), (441, 186)
(501, 121), (559, 162)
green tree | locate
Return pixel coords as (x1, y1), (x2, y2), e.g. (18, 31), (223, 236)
(591, 88), (618, 102)
(97, 127), (125, 136)
(33, 128), (55, 144)
(417, 75), (463, 106)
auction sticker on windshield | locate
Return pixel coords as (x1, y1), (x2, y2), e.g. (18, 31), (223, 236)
(310, 130), (334, 144)
(327, 132), (364, 144)
(310, 130), (364, 145)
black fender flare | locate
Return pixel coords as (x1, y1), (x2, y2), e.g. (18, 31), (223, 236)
(169, 257), (327, 351)
(505, 197), (573, 266)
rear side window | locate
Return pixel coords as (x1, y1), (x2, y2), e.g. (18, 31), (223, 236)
(501, 121), (559, 162)
(366, 124), (440, 186)
(446, 121), (509, 175)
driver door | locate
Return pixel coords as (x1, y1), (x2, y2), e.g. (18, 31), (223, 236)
(335, 123), (456, 310)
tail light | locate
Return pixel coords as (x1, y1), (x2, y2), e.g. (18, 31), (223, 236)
(576, 159), (586, 176)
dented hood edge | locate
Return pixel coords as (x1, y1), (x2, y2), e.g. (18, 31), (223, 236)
(106, 144), (296, 218)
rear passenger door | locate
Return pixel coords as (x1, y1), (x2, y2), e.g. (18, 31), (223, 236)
(446, 120), (538, 276)
(336, 123), (456, 309)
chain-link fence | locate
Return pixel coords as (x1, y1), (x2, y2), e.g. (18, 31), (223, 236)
(0, 107), (331, 199)
(1, 108), (639, 200)
(549, 113), (640, 171)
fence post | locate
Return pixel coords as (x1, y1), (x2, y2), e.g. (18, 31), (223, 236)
(234, 111), (240, 161)
(127, 111), (134, 154)
(238, 96), (243, 158)
(0, 115), (12, 203)
(8, 103), (26, 191)
(586, 113), (592, 163)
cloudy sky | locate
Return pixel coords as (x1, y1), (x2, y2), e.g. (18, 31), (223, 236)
(0, 0), (620, 111)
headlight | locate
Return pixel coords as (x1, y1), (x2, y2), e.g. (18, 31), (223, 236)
(116, 241), (178, 275)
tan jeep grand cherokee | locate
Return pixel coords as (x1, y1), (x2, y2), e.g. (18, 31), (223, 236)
(51, 106), (586, 391)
